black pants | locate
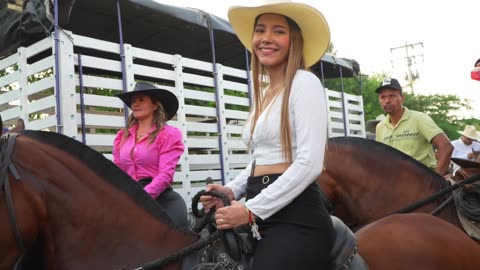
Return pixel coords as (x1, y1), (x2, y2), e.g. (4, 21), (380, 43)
(246, 174), (335, 270)
(138, 178), (188, 229)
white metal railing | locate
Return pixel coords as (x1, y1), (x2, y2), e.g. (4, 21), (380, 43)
(0, 31), (365, 206)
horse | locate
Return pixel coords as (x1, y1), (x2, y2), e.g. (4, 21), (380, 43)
(0, 130), (199, 270)
(319, 137), (480, 236)
(1, 130), (480, 270)
(355, 213), (480, 270)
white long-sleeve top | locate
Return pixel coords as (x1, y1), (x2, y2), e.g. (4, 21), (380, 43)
(451, 138), (480, 160)
(225, 70), (328, 219)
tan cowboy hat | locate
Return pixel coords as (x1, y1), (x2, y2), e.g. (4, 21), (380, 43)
(115, 82), (179, 121)
(365, 114), (386, 133)
(457, 125), (480, 141)
(228, 0), (330, 67)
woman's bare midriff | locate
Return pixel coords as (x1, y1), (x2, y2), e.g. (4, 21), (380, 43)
(253, 162), (291, 177)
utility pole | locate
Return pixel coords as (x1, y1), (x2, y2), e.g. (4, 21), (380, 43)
(390, 42), (424, 94)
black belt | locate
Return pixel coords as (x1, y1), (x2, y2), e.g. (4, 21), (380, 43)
(137, 177), (173, 191)
(246, 173), (281, 201)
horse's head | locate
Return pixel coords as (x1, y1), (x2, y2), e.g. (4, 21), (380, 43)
(318, 136), (450, 230)
(0, 133), (41, 269)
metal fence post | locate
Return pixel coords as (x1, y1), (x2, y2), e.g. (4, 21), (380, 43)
(55, 30), (76, 138)
(17, 48), (29, 127)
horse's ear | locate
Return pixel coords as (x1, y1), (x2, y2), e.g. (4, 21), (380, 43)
(205, 177), (214, 185)
(8, 118), (25, 133)
(16, 118), (25, 131)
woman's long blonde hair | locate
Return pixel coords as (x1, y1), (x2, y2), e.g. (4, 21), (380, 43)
(249, 15), (306, 162)
(122, 97), (167, 144)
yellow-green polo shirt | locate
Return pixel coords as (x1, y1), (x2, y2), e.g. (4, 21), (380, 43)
(375, 107), (443, 169)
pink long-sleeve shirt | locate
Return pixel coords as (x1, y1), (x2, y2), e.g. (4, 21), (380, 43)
(113, 124), (184, 199)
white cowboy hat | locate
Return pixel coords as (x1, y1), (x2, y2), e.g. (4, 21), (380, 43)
(365, 114), (386, 133)
(457, 125), (480, 141)
(228, 0), (330, 67)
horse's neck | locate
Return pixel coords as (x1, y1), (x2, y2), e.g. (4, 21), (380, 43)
(14, 139), (197, 269)
(327, 150), (450, 220)
(22, 170), (197, 269)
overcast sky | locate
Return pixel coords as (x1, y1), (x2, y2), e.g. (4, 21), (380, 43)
(156, 0), (480, 119)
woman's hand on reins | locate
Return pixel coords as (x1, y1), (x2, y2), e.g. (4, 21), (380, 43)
(199, 184), (235, 214)
(215, 201), (249, 230)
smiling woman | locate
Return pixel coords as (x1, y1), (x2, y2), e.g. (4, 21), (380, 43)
(199, 1), (335, 269)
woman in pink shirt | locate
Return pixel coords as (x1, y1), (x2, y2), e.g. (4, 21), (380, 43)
(113, 82), (187, 228)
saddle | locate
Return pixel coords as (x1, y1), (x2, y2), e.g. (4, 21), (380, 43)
(451, 158), (480, 180)
(181, 226), (253, 270)
(182, 216), (369, 270)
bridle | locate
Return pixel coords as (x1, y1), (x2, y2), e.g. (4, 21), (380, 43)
(0, 133), (25, 269)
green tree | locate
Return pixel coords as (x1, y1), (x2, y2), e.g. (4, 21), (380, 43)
(403, 93), (472, 139)
(327, 42), (337, 55)
(357, 74), (384, 121)
(323, 73), (384, 122)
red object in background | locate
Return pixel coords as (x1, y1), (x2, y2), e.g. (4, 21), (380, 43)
(471, 67), (480, 81)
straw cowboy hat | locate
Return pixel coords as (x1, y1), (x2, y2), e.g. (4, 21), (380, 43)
(458, 125), (480, 141)
(365, 114), (386, 133)
(115, 82), (179, 121)
(228, 0), (330, 67)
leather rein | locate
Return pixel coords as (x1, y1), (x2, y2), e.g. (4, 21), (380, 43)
(0, 133), (25, 267)
(391, 174), (480, 215)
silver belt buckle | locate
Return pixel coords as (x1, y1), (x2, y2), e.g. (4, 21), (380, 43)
(262, 175), (270, 184)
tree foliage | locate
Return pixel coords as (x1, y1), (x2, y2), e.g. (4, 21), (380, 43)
(403, 93), (473, 139)
(323, 73), (384, 122)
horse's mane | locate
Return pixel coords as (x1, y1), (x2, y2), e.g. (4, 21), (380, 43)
(19, 130), (178, 227)
(328, 137), (448, 188)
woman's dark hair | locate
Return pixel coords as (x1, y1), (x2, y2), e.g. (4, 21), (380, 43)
(0, 113), (3, 135)
(475, 58), (480, 67)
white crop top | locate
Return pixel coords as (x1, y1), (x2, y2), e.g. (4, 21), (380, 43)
(225, 70), (328, 219)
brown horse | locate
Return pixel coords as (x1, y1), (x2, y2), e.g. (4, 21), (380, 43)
(319, 137), (480, 235)
(2, 131), (480, 270)
(0, 131), (198, 270)
(356, 213), (480, 270)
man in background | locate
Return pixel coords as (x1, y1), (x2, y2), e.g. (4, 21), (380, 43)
(375, 78), (453, 175)
(451, 125), (480, 164)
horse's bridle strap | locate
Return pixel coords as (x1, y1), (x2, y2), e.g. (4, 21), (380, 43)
(0, 134), (26, 255)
